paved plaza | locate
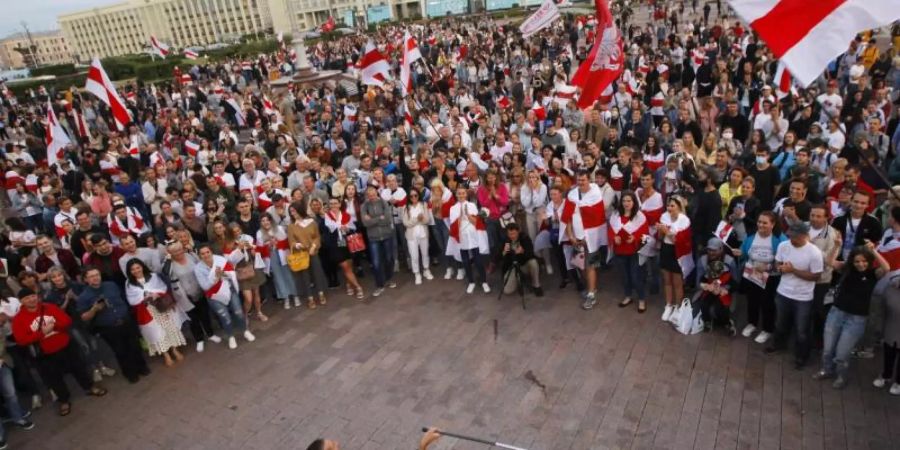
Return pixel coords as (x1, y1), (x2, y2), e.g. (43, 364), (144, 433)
(7, 271), (900, 450)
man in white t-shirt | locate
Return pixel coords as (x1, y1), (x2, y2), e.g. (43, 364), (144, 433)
(766, 221), (824, 369)
(816, 79), (843, 123)
(489, 131), (513, 162)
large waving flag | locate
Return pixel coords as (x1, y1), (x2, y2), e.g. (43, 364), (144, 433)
(571, 0), (624, 109)
(359, 40), (391, 88)
(85, 58), (131, 130)
(519, 0), (562, 38)
(400, 32), (422, 97)
(45, 101), (71, 167)
(728, 0), (900, 87)
(184, 48), (199, 60)
(150, 36), (170, 58)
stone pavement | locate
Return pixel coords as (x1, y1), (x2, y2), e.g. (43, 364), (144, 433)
(7, 267), (900, 450)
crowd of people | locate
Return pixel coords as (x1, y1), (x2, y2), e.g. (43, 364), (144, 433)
(0, 0), (899, 446)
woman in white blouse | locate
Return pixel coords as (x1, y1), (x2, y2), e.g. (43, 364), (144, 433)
(520, 170), (551, 273)
(401, 188), (434, 285)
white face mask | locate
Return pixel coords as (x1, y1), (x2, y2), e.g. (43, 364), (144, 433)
(722, 131), (733, 139)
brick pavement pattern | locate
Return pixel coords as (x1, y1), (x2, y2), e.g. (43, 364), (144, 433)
(8, 271), (900, 449)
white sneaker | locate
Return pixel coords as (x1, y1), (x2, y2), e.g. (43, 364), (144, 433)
(444, 268), (454, 279)
(873, 378), (888, 388)
(741, 324), (757, 338)
(456, 270), (466, 281)
(228, 336), (238, 349)
(661, 305), (674, 322)
(196, 341), (205, 353)
(423, 270), (434, 280)
(294, 296), (302, 307)
(466, 283), (475, 294)
(372, 288), (385, 297)
(546, 265), (553, 275)
(890, 383), (900, 395)
(415, 273), (422, 285)
(243, 330), (256, 342)
(284, 299), (291, 310)
(482, 282), (491, 293)
(754, 331), (772, 344)
(31, 395), (42, 410)
(208, 335), (222, 344)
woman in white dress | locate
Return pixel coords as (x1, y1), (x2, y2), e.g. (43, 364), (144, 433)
(124, 258), (188, 367)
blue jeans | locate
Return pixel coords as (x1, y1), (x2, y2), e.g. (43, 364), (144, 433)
(368, 237), (395, 288)
(821, 307), (868, 379)
(208, 291), (247, 336)
(0, 364), (27, 440)
(617, 254), (646, 299)
(773, 294), (814, 361)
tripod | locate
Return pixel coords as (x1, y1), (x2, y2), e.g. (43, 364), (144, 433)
(497, 261), (528, 310)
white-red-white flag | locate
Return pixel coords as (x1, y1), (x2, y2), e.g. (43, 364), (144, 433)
(150, 36), (170, 58)
(519, 0), (561, 38)
(74, 108), (90, 139)
(571, 0), (624, 110)
(400, 32), (422, 97)
(45, 101), (71, 167)
(127, 134), (140, 159)
(85, 58), (131, 130)
(773, 61), (795, 100)
(552, 84), (578, 106)
(184, 49), (199, 60)
(359, 40), (391, 87)
(728, 0), (900, 87)
(184, 140), (200, 157)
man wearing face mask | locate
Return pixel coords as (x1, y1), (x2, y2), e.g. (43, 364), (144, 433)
(718, 100), (750, 143)
(748, 146), (781, 210)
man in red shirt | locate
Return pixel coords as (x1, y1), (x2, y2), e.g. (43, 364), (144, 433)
(12, 289), (107, 416)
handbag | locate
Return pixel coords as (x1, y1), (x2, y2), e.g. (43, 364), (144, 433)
(235, 250), (256, 281)
(287, 249), (310, 272)
(149, 291), (177, 312)
(346, 233), (366, 253)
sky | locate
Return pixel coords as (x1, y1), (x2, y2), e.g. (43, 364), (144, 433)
(1, 0), (122, 37)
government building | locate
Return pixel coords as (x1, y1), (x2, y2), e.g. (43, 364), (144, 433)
(58, 0), (431, 62)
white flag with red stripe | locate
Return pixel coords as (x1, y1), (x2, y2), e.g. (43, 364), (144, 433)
(85, 58), (131, 130)
(552, 84), (578, 106)
(45, 101), (71, 168)
(519, 0), (561, 38)
(728, 0), (900, 87)
(184, 48), (199, 60)
(446, 201), (490, 261)
(571, 0), (624, 109)
(359, 40), (392, 87)
(400, 32), (422, 98)
(561, 184), (607, 253)
(660, 213), (694, 277)
(150, 36), (170, 58)
(773, 60), (796, 100)
(714, 220), (734, 242)
(184, 140), (200, 157)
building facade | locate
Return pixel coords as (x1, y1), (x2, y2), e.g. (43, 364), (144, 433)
(59, 0), (274, 62)
(0, 31), (73, 70)
(267, 0), (424, 33)
(59, 0), (427, 62)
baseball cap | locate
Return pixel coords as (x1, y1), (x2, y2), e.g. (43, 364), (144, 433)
(706, 237), (725, 251)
